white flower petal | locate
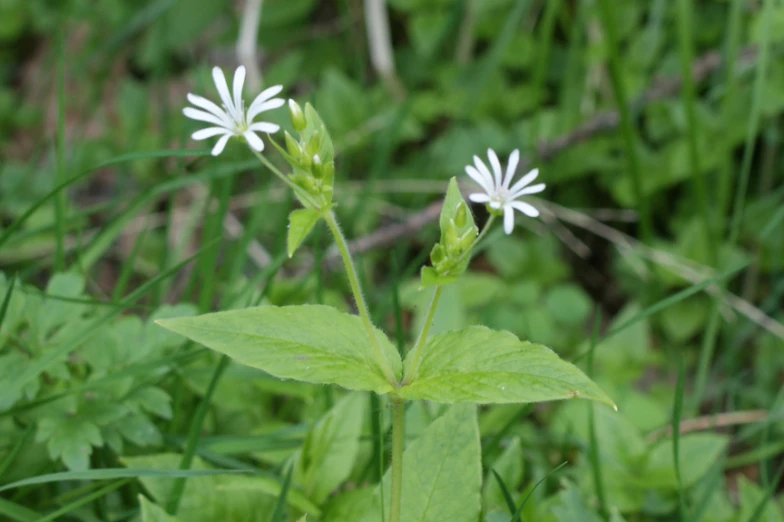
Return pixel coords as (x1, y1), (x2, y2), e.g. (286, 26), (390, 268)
(473, 156), (496, 191)
(510, 200), (540, 217)
(232, 66), (246, 116)
(249, 121), (281, 133)
(508, 168), (539, 195)
(248, 85), (284, 113)
(503, 206), (515, 234)
(489, 201), (502, 210)
(183, 107), (232, 128)
(247, 98), (285, 122)
(212, 66), (238, 122)
(186, 93), (232, 124)
(465, 165), (494, 194)
(244, 130), (265, 151)
(468, 193), (491, 203)
(510, 182), (546, 198)
(502, 149), (520, 189)
(211, 134), (232, 156)
(487, 149), (503, 188)
(192, 127), (231, 140)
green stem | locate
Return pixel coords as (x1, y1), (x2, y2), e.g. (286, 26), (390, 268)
(403, 214), (496, 384)
(457, 213), (496, 266)
(401, 285), (442, 385)
(389, 396), (405, 522)
(251, 148), (321, 210)
(324, 210), (397, 385)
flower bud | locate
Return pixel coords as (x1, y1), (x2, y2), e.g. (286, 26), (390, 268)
(454, 202), (467, 228)
(288, 99), (306, 132)
(458, 227), (477, 252)
(284, 131), (301, 158)
(304, 130), (320, 157)
(445, 221), (459, 255)
(430, 244), (446, 265)
(312, 154), (324, 179)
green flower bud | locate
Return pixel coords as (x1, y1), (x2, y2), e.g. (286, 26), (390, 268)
(288, 100), (306, 132)
(458, 227), (477, 252)
(284, 131), (301, 158)
(454, 202), (467, 228)
(430, 244), (446, 265)
(445, 221), (460, 255)
(312, 154), (324, 178)
(304, 130), (320, 157)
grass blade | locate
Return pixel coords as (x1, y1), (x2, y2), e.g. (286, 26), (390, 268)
(0, 149), (209, 249)
(0, 497), (40, 522)
(37, 478), (132, 522)
(587, 311), (607, 519)
(673, 352), (687, 520)
(268, 463), (294, 522)
(0, 468), (246, 493)
(490, 468), (519, 522)
(594, 0), (652, 244)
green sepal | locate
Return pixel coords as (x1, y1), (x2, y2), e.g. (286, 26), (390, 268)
(287, 208), (324, 257)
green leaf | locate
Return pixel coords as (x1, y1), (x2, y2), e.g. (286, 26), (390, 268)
(139, 496), (179, 522)
(35, 417), (103, 471)
(123, 454), (272, 521)
(218, 476), (321, 517)
(354, 404), (481, 522)
(642, 433), (728, 489)
(399, 326), (614, 408)
(287, 209), (322, 257)
(156, 305), (402, 394)
(388, 404), (481, 521)
(737, 475), (784, 522)
(294, 393), (364, 503)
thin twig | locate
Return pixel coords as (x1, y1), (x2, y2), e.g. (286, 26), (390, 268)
(646, 409), (770, 442)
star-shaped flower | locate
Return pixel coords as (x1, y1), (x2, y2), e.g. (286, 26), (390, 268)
(183, 65), (285, 156)
(465, 149), (545, 234)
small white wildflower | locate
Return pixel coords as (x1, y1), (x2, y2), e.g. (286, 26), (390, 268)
(465, 148), (545, 234)
(183, 65), (285, 156)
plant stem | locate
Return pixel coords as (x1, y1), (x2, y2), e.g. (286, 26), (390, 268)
(401, 285), (442, 385)
(403, 214), (495, 384)
(389, 396), (405, 522)
(251, 148), (321, 210)
(324, 210), (398, 385)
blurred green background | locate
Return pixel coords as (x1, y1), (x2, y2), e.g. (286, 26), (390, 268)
(0, 0), (783, 520)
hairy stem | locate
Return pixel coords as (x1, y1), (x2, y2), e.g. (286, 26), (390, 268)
(401, 285), (442, 385)
(403, 214), (495, 384)
(389, 396), (405, 522)
(324, 210), (398, 385)
(251, 148), (321, 210)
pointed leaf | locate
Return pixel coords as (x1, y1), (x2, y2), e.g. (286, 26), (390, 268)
(294, 393), (364, 503)
(287, 209), (322, 257)
(391, 404), (481, 521)
(399, 326), (614, 407)
(156, 305), (402, 394)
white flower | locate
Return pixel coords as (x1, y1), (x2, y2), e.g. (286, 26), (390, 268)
(465, 149), (545, 234)
(183, 65), (285, 156)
